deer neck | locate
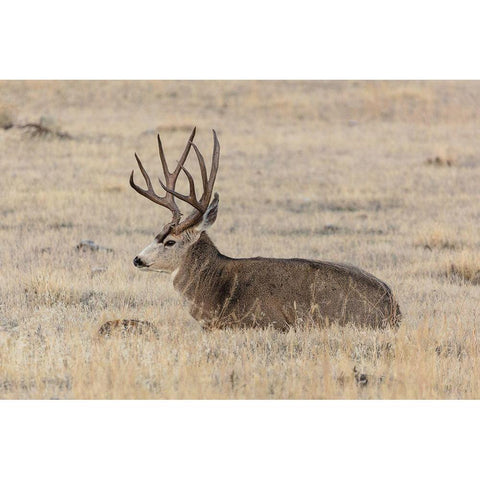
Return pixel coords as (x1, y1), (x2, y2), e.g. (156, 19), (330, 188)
(172, 232), (224, 299)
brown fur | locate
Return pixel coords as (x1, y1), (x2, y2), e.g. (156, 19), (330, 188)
(173, 232), (401, 330)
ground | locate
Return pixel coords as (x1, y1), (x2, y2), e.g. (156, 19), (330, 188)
(1, 80), (479, 398)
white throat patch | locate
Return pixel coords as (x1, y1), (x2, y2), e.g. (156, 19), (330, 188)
(171, 268), (180, 281)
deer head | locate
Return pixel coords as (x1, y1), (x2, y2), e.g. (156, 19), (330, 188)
(130, 128), (220, 273)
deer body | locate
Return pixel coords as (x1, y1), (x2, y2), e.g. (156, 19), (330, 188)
(173, 232), (400, 330)
(130, 128), (401, 330)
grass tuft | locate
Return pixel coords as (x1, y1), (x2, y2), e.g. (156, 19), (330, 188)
(445, 252), (480, 285)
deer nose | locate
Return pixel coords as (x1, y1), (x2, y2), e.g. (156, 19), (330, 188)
(133, 256), (145, 267)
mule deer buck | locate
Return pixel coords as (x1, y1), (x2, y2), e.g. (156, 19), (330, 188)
(130, 128), (401, 330)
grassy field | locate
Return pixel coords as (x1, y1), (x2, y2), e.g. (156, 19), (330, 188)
(1, 80), (479, 399)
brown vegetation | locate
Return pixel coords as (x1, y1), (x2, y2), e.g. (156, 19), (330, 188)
(98, 319), (159, 338)
(444, 252), (480, 285)
(426, 156), (457, 167)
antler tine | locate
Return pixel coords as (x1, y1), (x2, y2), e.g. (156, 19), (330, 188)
(190, 142), (209, 199)
(172, 127), (196, 177)
(158, 126), (196, 197)
(206, 129), (220, 203)
(157, 134), (170, 180)
(134, 153), (153, 190)
(130, 152), (182, 224)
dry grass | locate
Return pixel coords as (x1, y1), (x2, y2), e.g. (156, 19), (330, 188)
(1, 80), (480, 399)
(444, 251), (480, 285)
(416, 224), (462, 251)
(0, 102), (16, 129)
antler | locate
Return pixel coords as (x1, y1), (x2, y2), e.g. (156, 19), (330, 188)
(129, 127), (196, 225)
(130, 128), (220, 234)
(158, 130), (219, 232)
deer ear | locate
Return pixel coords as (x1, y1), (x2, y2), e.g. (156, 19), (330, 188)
(196, 193), (219, 232)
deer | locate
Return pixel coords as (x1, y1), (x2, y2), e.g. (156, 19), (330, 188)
(130, 128), (401, 331)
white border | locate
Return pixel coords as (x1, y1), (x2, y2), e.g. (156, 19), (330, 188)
(2, 1), (480, 79)
(1, 401), (479, 479)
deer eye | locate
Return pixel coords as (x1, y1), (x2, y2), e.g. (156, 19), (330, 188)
(164, 240), (176, 247)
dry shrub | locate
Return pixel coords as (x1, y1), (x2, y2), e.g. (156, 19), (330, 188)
(23, 273), (79, 307)
(426, 156), (457, 167)
(444, 252), (480, 285)
(0, 109), (71, 138)
(98, 319), (159, 339)
(18, 119), (72, 139)
(435, 340), (466, 360)
(23, 273), (107, 309)
(416, 225), (460, 251)
(0, 103), (15, 129)
(425, 144), (458, 167)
